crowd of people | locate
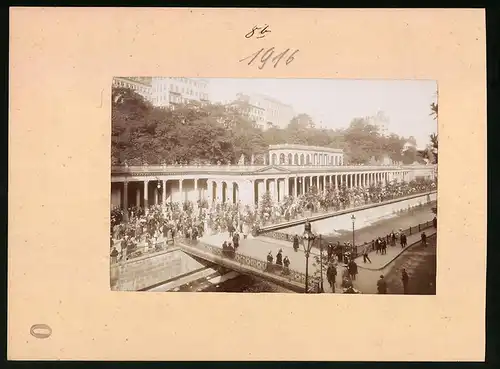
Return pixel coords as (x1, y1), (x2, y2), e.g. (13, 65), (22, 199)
(110, 200), (251, 262)
(109, 178), (436, 263)
(258, 178), (436, 226)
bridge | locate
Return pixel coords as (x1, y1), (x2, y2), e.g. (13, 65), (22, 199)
(178, 240), (310, 293)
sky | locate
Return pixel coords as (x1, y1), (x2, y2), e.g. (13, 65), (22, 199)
(205, 78), (437, 148)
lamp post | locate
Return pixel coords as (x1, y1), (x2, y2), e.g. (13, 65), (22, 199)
(302, 220), (316, 293)
(351, 214), (356, 255)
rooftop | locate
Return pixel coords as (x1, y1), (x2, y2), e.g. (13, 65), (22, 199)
(268, 144), (343, 153)
(114, 76), (152, 87)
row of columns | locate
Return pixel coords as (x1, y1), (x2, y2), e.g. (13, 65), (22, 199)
(269, 152), (344, 166)
(114, 171), (411, 212)
(253, 170), (408, 202)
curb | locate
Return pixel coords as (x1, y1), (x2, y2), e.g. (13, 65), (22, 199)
(356, 230), (437, 271)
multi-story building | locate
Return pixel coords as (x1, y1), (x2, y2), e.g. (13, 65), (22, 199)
(366, 110), (390, 137)
(150, 77), (210, 108)
(234, 93), (295, 129)
(227, 99), (266, 126)
(112, 77), (210, 108)
(112, 77), (152, 101)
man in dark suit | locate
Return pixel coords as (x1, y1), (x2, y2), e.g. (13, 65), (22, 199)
(401, 269), (409, 294)
(377, 275), (387, 294)
(326, 263), (337, 292)
(400, 233), (407, 248)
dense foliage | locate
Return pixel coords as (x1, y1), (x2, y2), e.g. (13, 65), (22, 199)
(112, 87), (428, 166)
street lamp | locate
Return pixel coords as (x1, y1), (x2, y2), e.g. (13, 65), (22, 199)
(351, 214), (356, 253)
(302, 220), (316, 293)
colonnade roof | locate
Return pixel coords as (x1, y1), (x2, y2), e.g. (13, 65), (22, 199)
(268, 144), (343, 154)
(111, 163), (436, 177)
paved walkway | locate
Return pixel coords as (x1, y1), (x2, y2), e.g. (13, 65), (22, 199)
(354, 229), (437, 270)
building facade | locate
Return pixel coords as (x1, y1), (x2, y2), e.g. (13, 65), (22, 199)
(366, 110), (390, 137)
(228, 99), (266, 125)
(268, 144), (344, 166)
(112, 77), (152, 101)
(150, 77), (210, 108)
(235, 93), (295, 129)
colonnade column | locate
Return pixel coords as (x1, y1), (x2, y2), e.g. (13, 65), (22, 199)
(207, 180), (214, 203)
(136, 187), (141, 206)
(217, 180), (223, 202)
(162, 180), (166, 205)
(143, 180), (149, 211)
(194, 178), (198, 201)
(227, 182), (234, 204)
(285, 177), (290, 199)
(123, 181), (129, 220)
(294, 177), (298, 197)
(179, 179), (184, 203)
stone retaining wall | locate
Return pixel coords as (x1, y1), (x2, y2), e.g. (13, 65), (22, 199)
(110, 248), (208, 291)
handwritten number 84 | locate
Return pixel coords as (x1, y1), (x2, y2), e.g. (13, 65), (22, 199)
(239, 48), (299, 69)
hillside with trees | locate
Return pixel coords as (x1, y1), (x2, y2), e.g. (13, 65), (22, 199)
(111, 87), (427, 166)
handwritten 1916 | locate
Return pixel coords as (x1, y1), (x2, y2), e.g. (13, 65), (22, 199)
(239, 47), (299, 69)
(245, 24), (271, 39)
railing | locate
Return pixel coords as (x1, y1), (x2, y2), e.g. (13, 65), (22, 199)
(265, 219), (436, 260)
(181, 239), (308, 286)
(351, 220), (435, 258)
(110, 237), (176, 265)
(258, 189), (436, 230)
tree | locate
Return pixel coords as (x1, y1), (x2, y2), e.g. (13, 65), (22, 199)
(430, 102), (438, 120)
(402, 146), (418, 165)
(259, 191), (273, 223)
(112, 86), (424, 167)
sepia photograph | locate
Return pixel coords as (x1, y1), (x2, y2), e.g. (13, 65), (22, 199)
(110, 77), (438, 294)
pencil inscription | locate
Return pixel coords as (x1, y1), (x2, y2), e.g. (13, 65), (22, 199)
(245, 24), (271, 39)
(239, 47), (299, 69)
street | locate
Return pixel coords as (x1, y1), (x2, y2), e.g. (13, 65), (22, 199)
(383, 235), (437, 294)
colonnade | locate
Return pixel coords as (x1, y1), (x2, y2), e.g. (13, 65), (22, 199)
(111, 170), (412, 211)
(270, 152), (343, 166)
